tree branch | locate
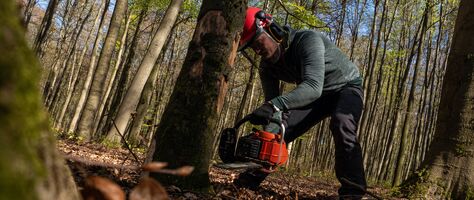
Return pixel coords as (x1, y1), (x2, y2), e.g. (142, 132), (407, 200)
(276, 0), (328, 29)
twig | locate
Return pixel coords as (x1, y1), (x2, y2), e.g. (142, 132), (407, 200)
(241, 50), (258, 68)
(340, 177), (383, 200)
(112, 120), (141, 164)
(220, 193), (238, 200)
(276, 0), (327, 29)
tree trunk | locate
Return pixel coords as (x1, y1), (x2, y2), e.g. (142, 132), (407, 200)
(106, 0), (183, 144)
(93, 12), (133, 138)
(348, 0), (367, 61)
(392, 1), (430, 186)
(0, 1), (79, 198)
(34, 0), (59, 55)
(151, 0), (247, 191)
(68, 0), (109, 134)
(233, 63), (257, 125)
(22, 0), (37, 28)
(104, 7), (148, 138)
(77, 0), (128, 140)
(335, 0), (347, 47)
(56, 2), (97, 130)
(400, 0), (474, 198)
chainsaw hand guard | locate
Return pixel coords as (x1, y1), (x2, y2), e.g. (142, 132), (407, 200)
(218, 128), (237, 163)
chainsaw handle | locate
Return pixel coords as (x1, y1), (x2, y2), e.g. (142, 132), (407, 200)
(233, 115), (283, 130)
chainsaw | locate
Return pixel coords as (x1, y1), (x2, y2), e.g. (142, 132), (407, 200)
(216, 114), (288, 171)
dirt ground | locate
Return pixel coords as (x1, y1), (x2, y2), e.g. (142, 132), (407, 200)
(57, 139), (399, 200)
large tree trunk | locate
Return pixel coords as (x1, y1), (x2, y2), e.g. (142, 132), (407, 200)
(77, 0), (128, 140)
(0, 1), (79, 199)
(106, 0), (183, 144)
(400, 0), (474, 198)
(150, 0), (247, 191)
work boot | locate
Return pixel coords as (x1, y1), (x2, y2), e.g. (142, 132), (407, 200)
(233, 169), (269, 190)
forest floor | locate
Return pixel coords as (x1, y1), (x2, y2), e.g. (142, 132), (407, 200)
(58, 139), (402, 200)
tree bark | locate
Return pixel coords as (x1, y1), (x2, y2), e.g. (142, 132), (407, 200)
(0, 1), (79, 198)
(400, 0), (474, 198)
(150, 0), (247, 191)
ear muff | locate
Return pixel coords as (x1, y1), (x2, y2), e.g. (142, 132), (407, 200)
(267, 21), (286, 43)
(254, 10), (286, 43)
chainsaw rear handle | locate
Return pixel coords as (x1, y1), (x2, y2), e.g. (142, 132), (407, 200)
(233, 114), (283, 131)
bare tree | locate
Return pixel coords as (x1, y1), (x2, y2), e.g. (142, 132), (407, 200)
(106, 0), (184, 144)
(77, 0), (128, 140)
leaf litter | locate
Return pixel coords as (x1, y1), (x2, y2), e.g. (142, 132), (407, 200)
(58, 139), (399, 199)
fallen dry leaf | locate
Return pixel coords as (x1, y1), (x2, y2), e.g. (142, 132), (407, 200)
(130, 177), (169, 200)
(142, 162), (169, 172)
(81, 176), (125, 200)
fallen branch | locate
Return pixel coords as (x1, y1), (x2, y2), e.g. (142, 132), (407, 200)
(112, 120), (141, 164)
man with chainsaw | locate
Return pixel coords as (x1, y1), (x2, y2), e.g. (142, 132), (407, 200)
(235, 7), (367, 199)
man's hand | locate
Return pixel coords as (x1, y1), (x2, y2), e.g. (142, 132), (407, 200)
(249, 102), (275, 125)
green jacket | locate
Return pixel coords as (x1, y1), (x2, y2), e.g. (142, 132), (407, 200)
(260, 27), (362, 110)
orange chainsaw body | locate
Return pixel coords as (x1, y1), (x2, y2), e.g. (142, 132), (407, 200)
(254, 130), (288, 166)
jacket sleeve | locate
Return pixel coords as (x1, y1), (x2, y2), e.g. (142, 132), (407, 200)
(259, 61), (280, 102)
(270, 32), (325, 110)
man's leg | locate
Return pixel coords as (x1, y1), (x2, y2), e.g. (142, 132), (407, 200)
(329, 85), (367, 199)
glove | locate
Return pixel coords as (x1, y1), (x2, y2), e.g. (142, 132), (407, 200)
(249, 102), (275, 125)
(264, 110), (284, 133)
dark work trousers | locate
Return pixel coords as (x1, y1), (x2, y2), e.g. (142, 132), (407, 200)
(234, 84), (367, 197)
(284, 84), (367, 197)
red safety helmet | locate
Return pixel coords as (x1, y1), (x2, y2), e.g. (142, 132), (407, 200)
(239, 7), (272, 51)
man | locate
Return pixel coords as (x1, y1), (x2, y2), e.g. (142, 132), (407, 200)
(234, 7), (367, 199)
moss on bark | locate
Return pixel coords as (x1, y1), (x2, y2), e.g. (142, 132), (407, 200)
(0, 1), (79, 199)
(151, 0), (247, 192)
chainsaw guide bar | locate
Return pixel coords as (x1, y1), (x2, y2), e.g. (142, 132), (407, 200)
(213, 162), (263, 170)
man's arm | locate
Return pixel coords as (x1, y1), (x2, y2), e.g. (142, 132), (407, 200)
(270, 31), (325, 110)
(259, 61), (280, 101)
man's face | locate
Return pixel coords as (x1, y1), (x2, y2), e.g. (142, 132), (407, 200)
(250, 32), (280, 62)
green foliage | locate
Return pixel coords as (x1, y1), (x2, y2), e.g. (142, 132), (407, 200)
(130, 0), (171, 13)
(129, 0), (199, 20)
(454, 138), (473, 157)
(280, 2), (327, 30)
(102, 138), (123, 148)
(466, 186), (474, 200)
(181, 0), (199, 20)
